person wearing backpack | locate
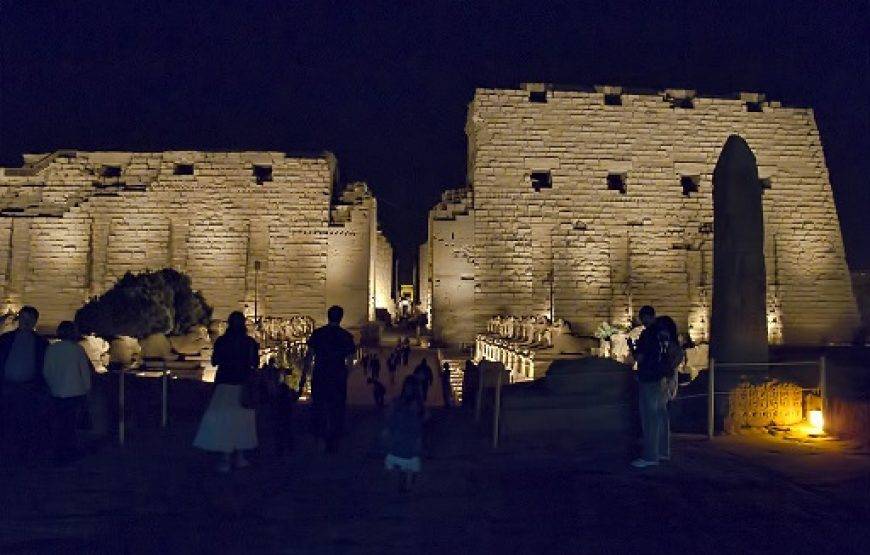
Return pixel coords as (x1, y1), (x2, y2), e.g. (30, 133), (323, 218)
(630, 305), (667, 468)
(647, 315), (685, 465)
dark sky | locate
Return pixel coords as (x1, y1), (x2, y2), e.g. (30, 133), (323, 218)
(2, 1), (868, 278)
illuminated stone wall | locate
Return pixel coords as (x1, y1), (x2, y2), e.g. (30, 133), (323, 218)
(428, 188), (475, 344)
(375, 230), (394, 317)
(418, 240), (431, 326)
(0, 151), (384, 330)
(461, 84), (858, 345)
(326, 182), (377, 327)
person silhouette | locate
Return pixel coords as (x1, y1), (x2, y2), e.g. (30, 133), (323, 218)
(0, 306), (49, 461)
(194, 311), (259, 473)
(412, 358), (434, 403)
(302, 305), (356, 453)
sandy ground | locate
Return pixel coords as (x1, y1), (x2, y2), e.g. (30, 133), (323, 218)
(1, 345), (868, 554)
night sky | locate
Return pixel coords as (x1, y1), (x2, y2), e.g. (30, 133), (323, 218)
(2, 1), (867, 278)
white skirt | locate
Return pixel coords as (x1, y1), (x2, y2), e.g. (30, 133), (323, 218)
(193, 384), (258, 453)
(385, 453), (421, 473)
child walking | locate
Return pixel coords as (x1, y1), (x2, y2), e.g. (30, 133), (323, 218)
(384, 376), (424, 492)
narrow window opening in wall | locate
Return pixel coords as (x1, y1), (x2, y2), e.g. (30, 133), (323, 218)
(670, 97), (694, 109)
(451, 232), (455, 240)
(530, 171), (552, 191)
(604, 93), (622, 106)
(760, 177), (772, 191)
(174, 163), (194, 176)
(681, 175), (700, 197)
(607, 173), (627, 194)
(253, 165), (273, 184)
(100, 165), (121, 178)
(746, 101), (763, 113)
(529, 90), (548, 103)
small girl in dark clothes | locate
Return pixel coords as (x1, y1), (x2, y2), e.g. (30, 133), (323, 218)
(384, 376), (424, 492)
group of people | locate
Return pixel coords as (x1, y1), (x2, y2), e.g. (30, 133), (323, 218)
(3, 299), (682, 485)
(0, 306), (98, 465)
(627, 305), (685, 469)
(193, 305), (428, 491)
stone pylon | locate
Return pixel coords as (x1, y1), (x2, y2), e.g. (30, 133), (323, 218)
(711, 135), (769, 418)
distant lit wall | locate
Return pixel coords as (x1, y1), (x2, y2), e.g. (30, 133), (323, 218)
(375, 230), (394, 317)
(325, 183), (377, 327)
(428, 188), (475, 344)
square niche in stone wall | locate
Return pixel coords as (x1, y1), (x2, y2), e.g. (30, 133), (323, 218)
(253, 165), (273, 184)
(607, 173), (627, 194)
(100, 165), (122, 178)
(681, 175), (700, 197)
(528, 90), (548, 103)
(530, 171), (552, 191)
(174, 163), (194, 176)
(604, 93), (622, 106)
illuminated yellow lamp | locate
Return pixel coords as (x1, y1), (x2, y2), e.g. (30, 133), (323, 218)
(808, 409), (824, 433)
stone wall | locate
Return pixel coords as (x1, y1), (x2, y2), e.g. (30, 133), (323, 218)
(375, 230), (394, 317)
(0, 151), (384, 330)
(419, 240), (431, 326)
(326, 182), (377, 327)
(428, 188), (475, 344)
(463, 84), (858, 345)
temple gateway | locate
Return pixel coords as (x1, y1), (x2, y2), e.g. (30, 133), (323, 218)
(0, 151), (393, 329)
(422, 84), (859, 347)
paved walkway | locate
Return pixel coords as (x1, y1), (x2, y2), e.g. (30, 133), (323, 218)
(347, 344), (448, 407)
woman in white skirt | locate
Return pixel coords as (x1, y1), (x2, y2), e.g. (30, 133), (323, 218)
(383, 376), (424, 492)
(194, 311), (259, 473)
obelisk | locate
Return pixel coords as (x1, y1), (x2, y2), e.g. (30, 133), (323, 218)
(711, 135), (769, 423)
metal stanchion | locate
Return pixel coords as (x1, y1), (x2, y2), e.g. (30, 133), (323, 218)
(118, 366), (125, 446)
(492, 369), (503, 448)
(475, 363), (484, 422)
(707, 358), (715, 439)
(161, 362), (169, 429)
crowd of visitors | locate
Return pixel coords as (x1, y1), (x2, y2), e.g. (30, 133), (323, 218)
(1, 299), (686, 487)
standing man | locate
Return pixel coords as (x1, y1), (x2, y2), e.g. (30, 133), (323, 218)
(412, 358), (434, 403)
(302, 305), (356, 453)
(628, 305), (666, 468)
(0, 306), (49, 460)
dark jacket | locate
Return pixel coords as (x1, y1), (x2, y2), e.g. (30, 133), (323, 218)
(0, 329), (49, 391)
(212, 332), (259, 385)
(635, 325), (663, 383)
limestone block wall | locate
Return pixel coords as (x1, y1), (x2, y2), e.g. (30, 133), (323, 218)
(0, 151), (335, 329)
(429, 188), (476, 344)
(466, 84), (858, 345)
(325, 183), (377, 327)
(418, 240), (431, 325)
(375, 230), (394, 316)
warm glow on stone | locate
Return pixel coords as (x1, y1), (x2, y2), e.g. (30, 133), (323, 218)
(808, 409), (824, 432)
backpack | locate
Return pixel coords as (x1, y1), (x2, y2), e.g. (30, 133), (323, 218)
(656, 339), (684, 400)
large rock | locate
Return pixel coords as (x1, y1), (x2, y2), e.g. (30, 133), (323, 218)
(500, 357), (637, 439)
